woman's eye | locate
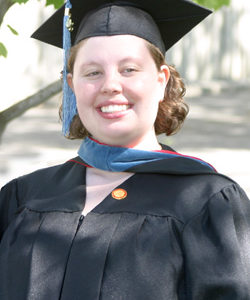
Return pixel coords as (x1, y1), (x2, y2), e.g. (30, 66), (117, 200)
(85, 71), (101, 77)
(124, 68), (137, 73)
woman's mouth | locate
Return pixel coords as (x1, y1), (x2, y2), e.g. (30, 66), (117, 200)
(97, 104), (132, 119)
(100, 104), (130, 113)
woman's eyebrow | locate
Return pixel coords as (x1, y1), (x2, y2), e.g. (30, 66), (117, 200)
(119, 56), (142, 63)
(78, 61), (100, 69)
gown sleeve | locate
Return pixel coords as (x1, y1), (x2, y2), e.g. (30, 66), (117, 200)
(182, 183), (250, 300)
(0, 180), (19, 242)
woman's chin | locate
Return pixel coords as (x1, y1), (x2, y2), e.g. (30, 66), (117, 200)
(93, 134), (134, 147)
(91, 131), (158, 150)
(91, 125), (134, 144)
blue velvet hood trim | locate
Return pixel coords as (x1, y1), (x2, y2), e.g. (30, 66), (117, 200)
(78, 137), (216, 172)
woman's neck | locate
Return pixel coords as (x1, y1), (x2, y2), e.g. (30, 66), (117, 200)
(92, 131), (162, 151)
(123, 138), (162, 151)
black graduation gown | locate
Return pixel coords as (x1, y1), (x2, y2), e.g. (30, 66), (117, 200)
(1, 155), (250, 300)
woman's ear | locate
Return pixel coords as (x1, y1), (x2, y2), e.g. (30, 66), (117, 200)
(157, 65), (170, 101)
(67, 73), (74, 91)
(159, 65), (170, 86)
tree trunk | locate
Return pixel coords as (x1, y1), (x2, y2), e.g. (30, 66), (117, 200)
(0, 0), (14, 28)
(0, 80), (62, 141)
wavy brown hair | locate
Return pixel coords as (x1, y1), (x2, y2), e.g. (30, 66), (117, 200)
(63, 39), (188, 139)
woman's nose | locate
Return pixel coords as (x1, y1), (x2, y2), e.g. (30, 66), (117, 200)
(100, 72), (122, 94)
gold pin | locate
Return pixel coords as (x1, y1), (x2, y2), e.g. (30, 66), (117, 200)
(66, 15), (74, 32)
(112, 188), (127, 200)
(64, 7), (74, 32)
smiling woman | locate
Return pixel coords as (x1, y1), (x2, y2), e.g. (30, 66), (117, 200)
(1, 0), (250, 299)
(67, 35), (169, 149)
(66, 37), (188, 143)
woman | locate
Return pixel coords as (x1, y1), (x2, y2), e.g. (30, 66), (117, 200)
(1, 0), (250, 299)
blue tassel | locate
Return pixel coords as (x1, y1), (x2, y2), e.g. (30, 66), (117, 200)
(62, 0), (77, 136)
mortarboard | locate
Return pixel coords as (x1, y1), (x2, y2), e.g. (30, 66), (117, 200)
(31, 0), (212, 136)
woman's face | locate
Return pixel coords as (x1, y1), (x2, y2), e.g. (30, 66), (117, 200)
(68, 35), (169, 148)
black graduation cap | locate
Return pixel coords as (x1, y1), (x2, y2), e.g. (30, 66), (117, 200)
(32, 0), (212, 54)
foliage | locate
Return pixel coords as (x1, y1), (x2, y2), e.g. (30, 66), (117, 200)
(0, 0), (64, 57)
(193, 0), (231, 10)
(45, 0), (63, 9)
(11, 0), (63, 9)
(0, 42), (7, 57)
(7, 24), (18, 35)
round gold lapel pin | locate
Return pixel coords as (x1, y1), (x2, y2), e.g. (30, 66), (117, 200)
(112, 188), (127, 200)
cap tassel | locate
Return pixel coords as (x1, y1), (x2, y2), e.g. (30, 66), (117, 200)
(62, 0), (77, 136)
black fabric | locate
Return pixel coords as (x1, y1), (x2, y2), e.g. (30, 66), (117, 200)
(1, 155), (250, 299)
(74, 5), (165, 53)
(31, 0), (212, 53)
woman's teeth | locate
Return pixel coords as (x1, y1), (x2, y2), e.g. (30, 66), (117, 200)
(101, 104), (129, 113)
